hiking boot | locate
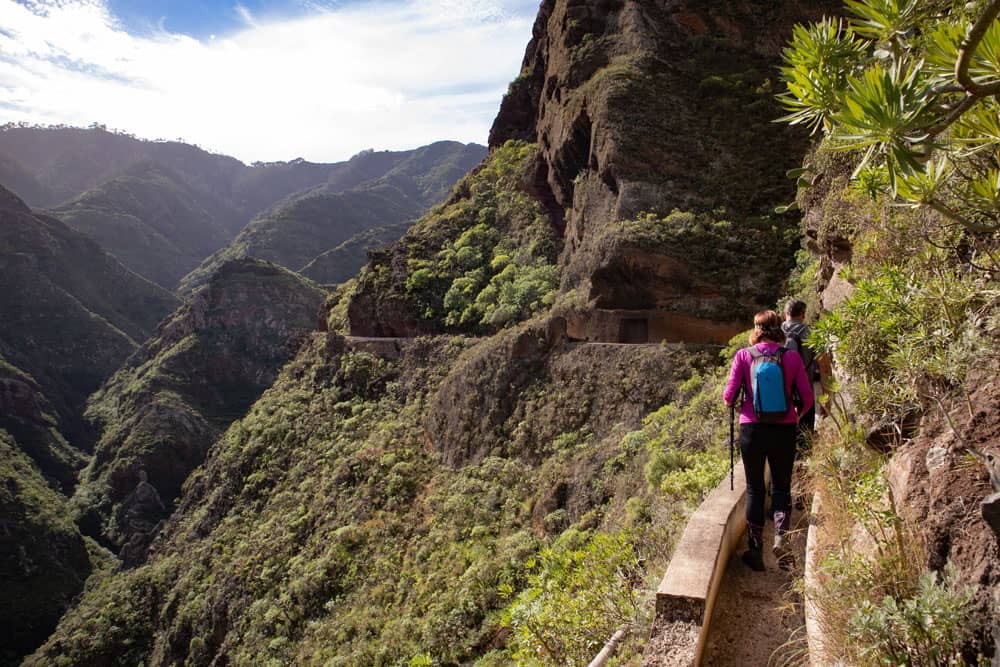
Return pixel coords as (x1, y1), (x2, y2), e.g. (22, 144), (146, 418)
(741, 548), (765, 572)
(773, 533), (795, 571)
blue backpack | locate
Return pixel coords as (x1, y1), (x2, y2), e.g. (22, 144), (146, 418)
(745, 347), (789, 422)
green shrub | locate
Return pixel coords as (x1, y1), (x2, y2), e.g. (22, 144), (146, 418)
(500, 532), (641, 666)
(641, 370), (729, 505)
(400, 141), (559, 332)
(847, 566), (982, 667)
(811, 259), (990, 425)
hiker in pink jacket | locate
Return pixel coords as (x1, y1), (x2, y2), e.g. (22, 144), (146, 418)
(723, 310), (813, 571)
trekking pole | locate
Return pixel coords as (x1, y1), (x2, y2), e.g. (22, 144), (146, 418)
(729, 402), (735, 491)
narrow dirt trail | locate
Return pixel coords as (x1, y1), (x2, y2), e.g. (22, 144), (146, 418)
(700, 512), (810, 666)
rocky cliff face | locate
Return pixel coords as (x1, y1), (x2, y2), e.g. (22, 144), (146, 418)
(425, 319), (703, 467)
(888, 365), (1000, 649)
(74, 259), (327, 557)
(502, 0), (838, 324)
(0, 186), (180, 447)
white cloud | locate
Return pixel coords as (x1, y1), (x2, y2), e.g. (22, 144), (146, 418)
(0, 0), (535, 162)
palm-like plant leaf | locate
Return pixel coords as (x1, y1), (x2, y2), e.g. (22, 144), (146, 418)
(925, 17), (1000, 87)
(953, 101), (1000, 152)
(829, 61), (933, 192)
(845, 0), (923, 43)
(777, 18), (867, 133)
(924, 20), (966, 85)
(895, 158), (953, 205)
(966, 168), (1000, 210)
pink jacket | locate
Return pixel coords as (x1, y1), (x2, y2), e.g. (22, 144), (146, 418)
(723, 342), (814, 424)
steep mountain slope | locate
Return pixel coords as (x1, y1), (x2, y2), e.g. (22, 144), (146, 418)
(28, 324), (714, 666)
(0, 186), (180, 447)
(0, 356), (84, 492)
(348, 140), (561, 336)
(299, 222), (410, 285)
(0, 151), (52, 206)
(0, 430), (97, 667)
(75, 260), (326, 564)
(72, 260), (327, 559)
(1, 128), (486, 297)
(48, 162), (234, 289)
(178, 141), (486, 294)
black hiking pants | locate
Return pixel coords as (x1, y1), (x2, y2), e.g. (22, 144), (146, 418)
(739, 422), (796, 549)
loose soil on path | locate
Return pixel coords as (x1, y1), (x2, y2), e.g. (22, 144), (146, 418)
(700, 512), (810, 666)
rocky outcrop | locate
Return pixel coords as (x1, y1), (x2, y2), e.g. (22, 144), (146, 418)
(885, 365), (1000, 653)
(425, 318), (713, 468)
(352, 0), (839, 339)
(0, 430), (93, 667)
(0, 185), (180, 447)
(74, 259), (327, 554)
(492, 0), (839, 322)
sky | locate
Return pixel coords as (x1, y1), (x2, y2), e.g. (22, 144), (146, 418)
(0, 0), (538, 163)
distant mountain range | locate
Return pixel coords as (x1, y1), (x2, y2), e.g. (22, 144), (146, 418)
(177, 141), (485, 294)
(0, 126), (486, 291)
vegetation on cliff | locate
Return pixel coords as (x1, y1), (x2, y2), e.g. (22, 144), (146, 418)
(0, 430), (106, 667)
(0, 185), (180, 447)
(348, 140), (560, 336)
(0, 356), (83, 493)
(73, 259), (328, 554)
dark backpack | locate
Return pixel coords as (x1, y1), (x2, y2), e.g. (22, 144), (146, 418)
(784, 330), (819, 381)
(745, 347), (790, 422)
